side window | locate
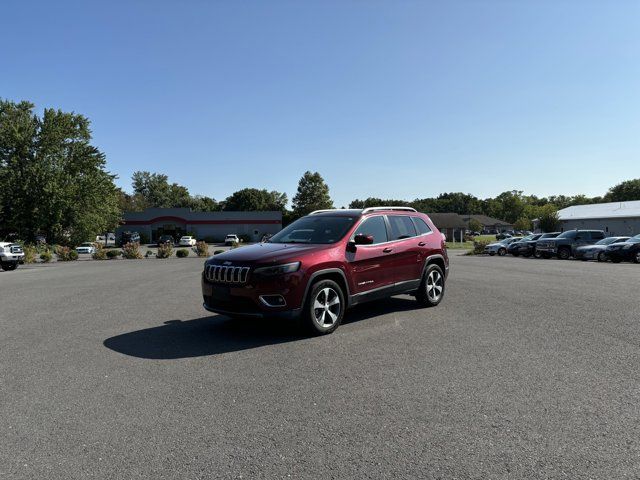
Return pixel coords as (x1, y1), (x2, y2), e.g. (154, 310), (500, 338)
(576, 232), (589, 240)
(412, 217), (432, 235)
(352, 216), (388, 244)
(388, 215), (417, 240)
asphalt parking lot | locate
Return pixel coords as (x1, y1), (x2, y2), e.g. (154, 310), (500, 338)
(1, 255), (640, 479)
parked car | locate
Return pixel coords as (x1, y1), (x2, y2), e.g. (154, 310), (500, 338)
(485, 237), (522, 256)
(35, 234), (47, 245)
(535, 229), (606, 259)
(507, 234), (542, 256)
(0, 242), (25, 271)
(605, 234), (640, 263)
(75, 242), (96, 255)
(119, 231), (140, 246)
(225, 234), (240, 246)
(531, 232), (561, 258)
(202, 207), (449, 334)
(495, 232), (512, 240)
(574, 236), (630, 262)
(179, 236), (197, 247)
(158, 235), (175, 246)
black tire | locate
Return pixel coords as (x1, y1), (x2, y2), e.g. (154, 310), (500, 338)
(534, 250), (542, 259)
(557, 247), (571, 260)
(302, 279), (345, 335)
(498, 248), (507, 257)
(416, 263), (445, 308)
(634, 251), (640, 264)
(597, 252), (606, 262)
(1, 262), (17, 271)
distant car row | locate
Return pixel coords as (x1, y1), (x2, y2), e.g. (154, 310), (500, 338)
(118, 232), (241, 247)
(484, 230), (640, 263)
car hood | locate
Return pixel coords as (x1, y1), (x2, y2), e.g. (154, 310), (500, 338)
(486, 242), (504, 248)
(207, 242), (333, 265)
(606, 241), (633, 250)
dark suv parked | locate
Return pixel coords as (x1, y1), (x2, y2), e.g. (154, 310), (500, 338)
(119, 231), (140, 247)
(535, 229), (606, 259)
(201, 207), (449, 334)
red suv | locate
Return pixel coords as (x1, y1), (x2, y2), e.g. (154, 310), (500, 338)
(201, 207), (449, 334)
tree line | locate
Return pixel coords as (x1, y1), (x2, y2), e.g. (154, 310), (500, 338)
(2, 99), (639, 244)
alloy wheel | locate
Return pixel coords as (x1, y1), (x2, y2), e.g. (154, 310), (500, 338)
(426, 270), (443, 302)
(313, 287), (341, 328)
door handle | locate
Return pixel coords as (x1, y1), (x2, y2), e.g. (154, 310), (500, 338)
(383, 247), (393, 253)
(418, 242), (426, 246)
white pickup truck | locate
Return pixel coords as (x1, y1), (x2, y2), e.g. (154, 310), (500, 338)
(0, 242), (25, 271)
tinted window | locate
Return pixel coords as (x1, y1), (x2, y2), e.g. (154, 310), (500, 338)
(557, 231), (577, 239)
(412, 217), (432, 235)
(352, 216), (388, 244)
(388, 215), (417, 240)
(269, 216), (357, 244)
(591, 231), (605, 240)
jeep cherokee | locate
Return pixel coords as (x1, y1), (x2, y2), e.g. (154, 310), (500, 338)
(201, 207), (449, 334)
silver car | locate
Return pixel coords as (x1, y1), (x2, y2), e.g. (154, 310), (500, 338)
(484, 237), (522, 256)
(574, 236), (630, 262)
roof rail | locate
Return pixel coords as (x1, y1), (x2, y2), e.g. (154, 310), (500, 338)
(361, 206), (417, 214)
(308, 209), (340, 215)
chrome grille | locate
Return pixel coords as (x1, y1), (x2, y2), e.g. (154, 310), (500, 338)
(10, 245), (23, 254)
(205, 265), (250, 284)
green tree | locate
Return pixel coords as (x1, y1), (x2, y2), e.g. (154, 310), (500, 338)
(223, 188), (287, 211)
(514, 217), (532, 232)
(131, 171), (192, 208)
(604, 179), (640, 202)
(292, 171), (333, 216)
(538, 205), (560, 233)
(0, 99), (121, 245)
(349, 197), (410, 209)
(468, 218), (483, 232)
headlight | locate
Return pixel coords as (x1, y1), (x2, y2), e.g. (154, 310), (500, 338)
(253, 262), (301, 276)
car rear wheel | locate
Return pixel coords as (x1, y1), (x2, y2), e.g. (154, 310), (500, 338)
(634, 252), (640, 264)
(597, 252), (606, 262)
(302, 279), (345, 335)
(557, 247), (571, 260)
(416, 264), (445, 307)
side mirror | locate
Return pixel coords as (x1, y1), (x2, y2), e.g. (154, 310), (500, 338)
(354, 234), (374, 245)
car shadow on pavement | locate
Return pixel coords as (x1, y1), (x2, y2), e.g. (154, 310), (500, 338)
(103, 316), (301, 359)
(103, 296), (421, 360)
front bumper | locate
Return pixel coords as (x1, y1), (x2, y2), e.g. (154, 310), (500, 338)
(0, 254), (24, 262)
(201, 269), (306, 318)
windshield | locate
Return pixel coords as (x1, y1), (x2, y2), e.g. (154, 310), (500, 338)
(269, 215), (357, 244)
(557, 231), (576, 239)
(628, 235), (640, 243)
(596, 237), (624, 245)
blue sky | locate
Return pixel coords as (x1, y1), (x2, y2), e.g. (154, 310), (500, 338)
(2, 1), (639, 207)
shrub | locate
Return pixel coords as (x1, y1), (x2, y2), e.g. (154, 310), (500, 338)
(195, 240), (209, 257)
(145, 250), (154, 258)
(121, 242), (142, 259)
(92, 244), (107, 260)
(55, 245), (79, 261)
(469, 239), (492, 255)
(40, 251), (53, 263)
(106, 249), (121, 259)
(23, 244), (37, 264)
(213, 250), (225, 255)
(176, 248), (189, 258)
(156, 243), (173, 259)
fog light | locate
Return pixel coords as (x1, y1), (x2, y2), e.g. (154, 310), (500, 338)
(259, 295), (287, 307)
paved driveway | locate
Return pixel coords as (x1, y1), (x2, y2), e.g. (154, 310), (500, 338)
(1, 255), (639, 479)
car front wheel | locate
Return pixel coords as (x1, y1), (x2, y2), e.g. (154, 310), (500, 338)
(634, 252), (640, 264)
(498, 248), (507, 256)
(597, 252), (607, 262)
(557, 247), (571, 260)
(302, 279), (345, 335)
(1, 262), (18, 271)
(416, 264), (445, 308)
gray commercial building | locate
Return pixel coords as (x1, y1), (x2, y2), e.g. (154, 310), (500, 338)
(117, 208), (282, 243)
(553, 200), (640, 237)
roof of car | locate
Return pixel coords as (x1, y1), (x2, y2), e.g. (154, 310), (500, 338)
(309, 207), (419, 217)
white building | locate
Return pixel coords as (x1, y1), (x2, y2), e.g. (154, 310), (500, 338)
(555, 200), (640, 236)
